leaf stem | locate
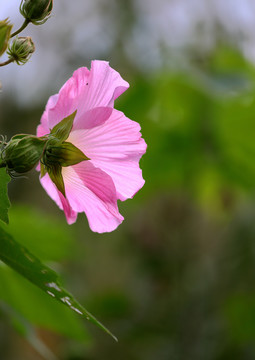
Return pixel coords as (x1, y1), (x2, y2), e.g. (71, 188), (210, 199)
(0, 58), (14, 67)
(11, 19), (30, 38)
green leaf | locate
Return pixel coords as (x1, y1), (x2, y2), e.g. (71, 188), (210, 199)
(0, 168), (11, 224)
(0, 266), (90, 341)
(50, 110), (77, 142)
(40, 162), (47, 178)
(0, 226), (117, 341)
(0, 19), (12, 57)
(0, 205), (89, 342)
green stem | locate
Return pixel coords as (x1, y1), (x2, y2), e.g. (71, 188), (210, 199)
(0, 58), (14, 67)
(11, 19), (30, 38)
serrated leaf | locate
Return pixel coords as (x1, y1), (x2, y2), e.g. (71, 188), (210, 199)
(0, 168), (11, 224)
(0, 226), (117, 341)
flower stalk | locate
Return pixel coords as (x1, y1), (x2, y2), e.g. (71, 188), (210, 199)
(10, 18), (30, 38)
(0, 58), (14, 67)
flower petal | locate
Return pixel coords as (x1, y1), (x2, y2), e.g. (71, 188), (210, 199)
(68, 109), (147, 201)
(72, 106), (113, 131)
(37, 94), (59, 134)
(47, 68), (89, 129)
(36, 95), (59, 136)
(36, 123), (49, 137)
(62, 161), (124, 233)
(39, 61), (129, 131)
(76, 60), (129, 115)
(40, 172), (78, 224)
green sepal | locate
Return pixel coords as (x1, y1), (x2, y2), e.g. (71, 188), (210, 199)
(60, 142), (89, 167)
(0, 19), (13, 57)
(11, 134), (29, 140)
(40, 162), (47, 178)
(47, 164), (65, 197)
(45, 141), (89, 167)
(50, 110), (77, 142)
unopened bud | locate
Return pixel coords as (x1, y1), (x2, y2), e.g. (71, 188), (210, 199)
(7, 36), (35, 65)
(20, 0), (53, 25)
(0, 19), (13, 57)
(0, 134), (46, 173)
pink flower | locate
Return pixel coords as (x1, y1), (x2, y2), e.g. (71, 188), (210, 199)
(36, 60), (147, 233)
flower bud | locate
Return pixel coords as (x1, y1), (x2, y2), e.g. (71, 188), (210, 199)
(1, 135), (46, 173)
(7, 36), (35, 65)
(0, 19), (13, 57)
(20, 0), (53, 25)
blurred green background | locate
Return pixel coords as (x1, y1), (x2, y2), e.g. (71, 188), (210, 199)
(2, 0), (255, 359)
